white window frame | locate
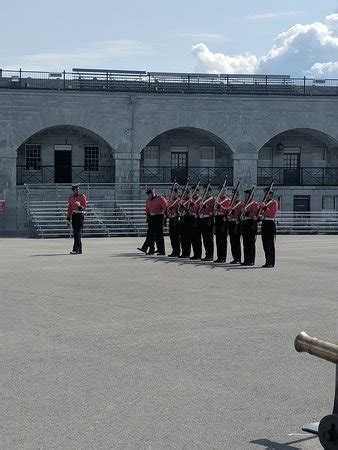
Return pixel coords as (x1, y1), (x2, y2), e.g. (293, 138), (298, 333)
(84, 145), (100, 172)
(25, 144), (41, 171)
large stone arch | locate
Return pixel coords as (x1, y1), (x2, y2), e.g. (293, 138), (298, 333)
(139, 127), (234, 185)
(16, 124), (115, 185)
(257, 127), (338, 186)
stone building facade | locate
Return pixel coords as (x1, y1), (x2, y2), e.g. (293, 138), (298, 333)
(1, 85), (338, 235)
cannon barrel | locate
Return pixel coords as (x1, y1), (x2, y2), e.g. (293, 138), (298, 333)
(295, 332), (338, 365)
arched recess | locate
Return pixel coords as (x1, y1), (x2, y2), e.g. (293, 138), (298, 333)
(257, 128), (338, 186)
(140, 127), (233, 185)
(16, 125), (115, 185)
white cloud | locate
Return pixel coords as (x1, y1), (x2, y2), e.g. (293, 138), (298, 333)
(192, 13), (338, 77)
(3, 40), (150, 71)
(247, 11), (303, 21)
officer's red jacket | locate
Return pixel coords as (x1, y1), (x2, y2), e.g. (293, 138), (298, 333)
(216, 196), (231, 215)
(243, 201), (260, 219)
(67, 193), (87, 220)
(262, 199), (279, 219)
(146, 195), (168, 215)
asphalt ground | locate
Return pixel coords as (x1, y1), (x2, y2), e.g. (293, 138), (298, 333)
(1, 236), (337, 449)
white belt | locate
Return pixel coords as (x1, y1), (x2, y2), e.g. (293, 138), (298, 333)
(262, 217), (275, 221)
(72, 210), (85, 214)
(150, 212), (164, 216)
(199, 214), (211, 218)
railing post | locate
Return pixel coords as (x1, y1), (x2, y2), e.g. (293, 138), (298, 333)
(265, 75), (268, 94)
(303, 76), (306, 95)
(106, 72), (109, 91)
(63, 70), (66, 90)
(19, 68), (22, 88)
(148, 74), (151, 92)
(227, 75), (229, 94)
(187, 74), (190, 93)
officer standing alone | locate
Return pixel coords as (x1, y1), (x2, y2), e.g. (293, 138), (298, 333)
(67, 184), (87, 255)
(260, 188), (279, 268)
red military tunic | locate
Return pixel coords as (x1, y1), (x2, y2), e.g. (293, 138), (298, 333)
(262, 199), (279, 220)
(67, 193), (87, 220)
(190, 196), (202, 217)
(215, 196), (231, 215)
(146, 195), (168, 216)
(199, 196), (215, 217)
(242, 201), (260, 220)
(229, 200), (243, 223)
(167, 197), (180, 218)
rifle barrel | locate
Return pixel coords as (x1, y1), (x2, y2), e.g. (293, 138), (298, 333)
(295, 331), (338, 365)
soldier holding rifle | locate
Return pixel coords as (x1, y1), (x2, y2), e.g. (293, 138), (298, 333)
(259, 184), (278, 268)
(213, 178), (230, 263)
(240, 187), (259, 266)
(226, 181), (242, 264)
(198, 183), (215, 261)
(189, 183), (202, 260)
(178, 181), (191, 258)
(167, 185), (181, 257)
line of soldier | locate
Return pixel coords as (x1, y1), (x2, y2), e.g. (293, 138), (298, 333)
(138, 179), (279, 267)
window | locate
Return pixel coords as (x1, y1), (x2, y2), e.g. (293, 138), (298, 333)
(25, 144), (41, 170)
(84, 146), (99, 171)
(322, 195), (335, 210)
(259, 146), (272, 161)
(200, 146), (215, 161)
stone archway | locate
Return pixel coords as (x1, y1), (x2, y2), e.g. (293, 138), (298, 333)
(140, 127), (233, 185)
(16, 125), (115, 185)
(257, 128), (338, 186)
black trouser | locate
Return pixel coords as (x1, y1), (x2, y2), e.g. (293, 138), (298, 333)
(190, 217), (202, 258)
(199, 217), (214, 259)
(169, 217), (180, 255)
(215, 215), (228, 261)
(228, 221), (241, 262)
(241, 219), (257, 264)
(141, 226), (155, 253)
(148, 215), (165, 253)
(179, 215), (191, 257)
(72, 213), (84, 254)
(261, 220), (276, 266)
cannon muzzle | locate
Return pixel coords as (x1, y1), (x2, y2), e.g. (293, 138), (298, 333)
(294, 332), (338, 365)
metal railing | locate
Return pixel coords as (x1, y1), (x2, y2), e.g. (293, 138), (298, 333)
(258, 167), (338, 186)
(140, 166), (233, 184)
(17, 165), (115, 185)
(2, 69), (338, 96)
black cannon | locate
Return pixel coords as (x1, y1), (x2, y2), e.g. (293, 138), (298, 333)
(295, 331), (338, 449)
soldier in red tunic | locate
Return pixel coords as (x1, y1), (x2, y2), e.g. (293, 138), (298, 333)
(189, 186), (202, 260)
(227, 190), (243, 264)
(177, 188), (192, 258)
(67, 184), (87, 254)
(241, 189), (260, 266)
(145, 188), (167, 255)
(199, 185), (215, 261)
(260, 188), (279, 268)
(167, 187), (181, 257)
(214, 187), (231, 263)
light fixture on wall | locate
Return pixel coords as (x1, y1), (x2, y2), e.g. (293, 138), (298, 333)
(277, 142), (284, 151)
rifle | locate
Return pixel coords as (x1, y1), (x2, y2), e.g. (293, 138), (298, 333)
(213, 176), (228, 214)
(198, 180), (212, 216)
(225, 178), (241, 221)
(239, 184), (256, 221)
(256, 180), (274, 220)
(177, 179), (190, 216)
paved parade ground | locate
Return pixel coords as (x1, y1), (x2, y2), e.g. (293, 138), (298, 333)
(1, 236), (337, 449)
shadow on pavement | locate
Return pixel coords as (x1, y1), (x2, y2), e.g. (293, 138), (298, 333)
(30, 253), (72, 257)
(111, 253), (263, 270)
(250, 435), (318, 449)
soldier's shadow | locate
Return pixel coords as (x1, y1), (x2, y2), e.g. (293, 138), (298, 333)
(118, 254), (263, 270)
(250, 435), (317, 449)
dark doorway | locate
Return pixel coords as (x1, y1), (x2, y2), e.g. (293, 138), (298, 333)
(294, 196), (310, 212)
(55, 151), (72, 183)
(171, 152), (188, 184)
(284, 153), (300, 185)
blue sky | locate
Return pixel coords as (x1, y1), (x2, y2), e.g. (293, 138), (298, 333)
(2, 0), (338, 75)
